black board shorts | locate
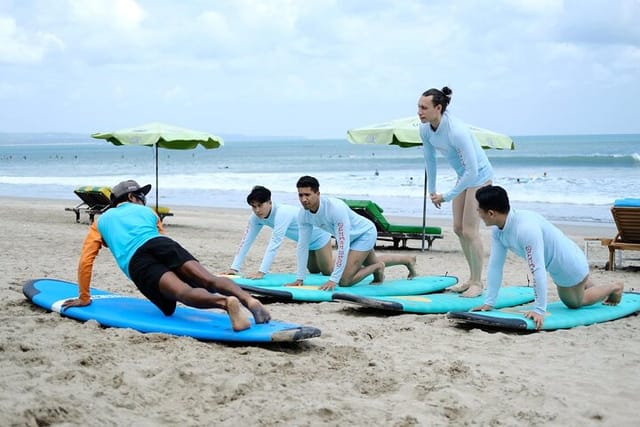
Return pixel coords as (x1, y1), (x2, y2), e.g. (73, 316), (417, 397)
(128, 236), (197, 316)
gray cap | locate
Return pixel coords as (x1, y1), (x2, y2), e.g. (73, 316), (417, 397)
(111, 180), (152, 199)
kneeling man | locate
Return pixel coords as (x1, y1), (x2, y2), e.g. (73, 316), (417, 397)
(471, 185), (623, 329)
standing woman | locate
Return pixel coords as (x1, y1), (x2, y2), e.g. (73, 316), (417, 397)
(418, 87), (493, 297)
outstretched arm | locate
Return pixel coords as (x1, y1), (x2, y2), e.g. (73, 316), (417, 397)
(62, 222), (103, 310)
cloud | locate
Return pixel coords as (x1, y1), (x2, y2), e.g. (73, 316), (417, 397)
(0, 0), (638, 136)
(0, 15), (64, 64)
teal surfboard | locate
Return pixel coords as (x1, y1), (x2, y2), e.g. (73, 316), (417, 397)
(23, 278), (321, 343)
(228, 272), (372, 288)
(238, 275), (458, 302)
(333, 286), (535, 314)
(447, 292), (640, 331)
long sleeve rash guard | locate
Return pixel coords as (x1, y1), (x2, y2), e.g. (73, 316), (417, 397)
(419, 112), (493, 202)
(484, 209), (589, 314)
(296, 196), (374, 283)
(77, 202), (164, 302)
(231, 203), (330, 274)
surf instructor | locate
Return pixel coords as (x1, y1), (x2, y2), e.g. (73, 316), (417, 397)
(418, 86), (493, 298)
(62, 179), (270, 332)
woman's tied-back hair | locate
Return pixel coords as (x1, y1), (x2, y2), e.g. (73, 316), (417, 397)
(422, 86), (453, 114)
(296, 175), (320, 191)
(247, 185), (271, 205)
(475, 185), (511, 214)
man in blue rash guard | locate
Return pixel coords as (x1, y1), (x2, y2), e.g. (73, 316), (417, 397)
(219, 185), (334, 279)
(471, 185), (623, 329)
(287, 176), (417, 291)
(63, 180), (271, 332)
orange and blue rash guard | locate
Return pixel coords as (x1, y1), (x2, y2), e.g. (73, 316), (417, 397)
(77, 202), (164, 302)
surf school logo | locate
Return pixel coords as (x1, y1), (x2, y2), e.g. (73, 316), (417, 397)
(525, 245), (538, 296)
(335, 223), (345, 268)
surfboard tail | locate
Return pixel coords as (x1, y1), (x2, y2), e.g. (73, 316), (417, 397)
(271, 326), (321, 342)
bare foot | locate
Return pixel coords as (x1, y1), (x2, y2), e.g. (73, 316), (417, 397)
(247, 298), (271, 323)
(603, 282), (624, 306)
(407, 256), (417, 279)
(447, 281), (471, 293)
(372, 262), (386, 284)
(226, 296), (251, 331)
(460, 283), (484, 298)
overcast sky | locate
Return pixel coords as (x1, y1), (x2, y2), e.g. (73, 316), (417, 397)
(1, 0), (639, 138)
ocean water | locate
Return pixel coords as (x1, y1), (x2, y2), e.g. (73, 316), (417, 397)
(1, 132), (639, 225)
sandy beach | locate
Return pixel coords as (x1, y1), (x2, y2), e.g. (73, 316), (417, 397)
(1, 196), (638, 427)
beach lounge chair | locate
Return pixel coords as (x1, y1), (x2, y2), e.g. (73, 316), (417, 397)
(342, 199), (443, 250)
(65, 185), (174, 223)
(65, 186), (112, 223)
(604, 198), (640, 271)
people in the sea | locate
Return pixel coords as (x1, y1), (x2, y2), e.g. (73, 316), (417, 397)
(62, 180), (270, 331)
(219, 185), (334, 279)
(471, 185), (624, 329)
(286, 175), (417, 291)
(418, 86), (493, 297)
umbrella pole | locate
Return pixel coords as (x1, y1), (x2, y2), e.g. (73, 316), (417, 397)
(155, 144), (159, 212)
(421, 169), (427, 252)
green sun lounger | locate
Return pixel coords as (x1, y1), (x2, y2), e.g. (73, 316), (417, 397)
(342, 199), (442, 249)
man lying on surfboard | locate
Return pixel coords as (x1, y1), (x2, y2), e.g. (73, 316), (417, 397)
(219, 185), (334, 280)
(471, 185), (623, 329)
(287, 175), (417, 291)
(61, 179), (271, 332)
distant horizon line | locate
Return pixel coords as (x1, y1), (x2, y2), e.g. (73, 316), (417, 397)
(1, 130), (639, 141)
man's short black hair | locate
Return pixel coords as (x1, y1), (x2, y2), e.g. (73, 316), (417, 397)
(296, 175), (319, 191)
(475, 185), (510, 214)
(247, 186), (271, 205)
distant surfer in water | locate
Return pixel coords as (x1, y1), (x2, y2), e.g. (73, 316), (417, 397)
(471, 185), (623, 329)
(62, 180), (270, 332)
(418, 86), (493, 298)
(287, 175), (417, 291)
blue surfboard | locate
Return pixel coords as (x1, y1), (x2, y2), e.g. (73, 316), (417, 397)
(447, 292), (640, 331)
(227, 272), (373, 288)
(333, 286), (535, 314)
(238, 275), (458, 302)
(23, 278), (321, 343)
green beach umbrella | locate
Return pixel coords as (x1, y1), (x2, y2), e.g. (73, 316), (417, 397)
(347, 116), (514, 150)
(92, 122), (224, 211)
(347, 116), (515, 250)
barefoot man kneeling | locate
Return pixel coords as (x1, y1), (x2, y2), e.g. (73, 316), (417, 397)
(471, 185), (623, 330)
(287, 176), (417, 291)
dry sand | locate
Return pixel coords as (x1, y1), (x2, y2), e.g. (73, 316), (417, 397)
(1, 196), (638, 426)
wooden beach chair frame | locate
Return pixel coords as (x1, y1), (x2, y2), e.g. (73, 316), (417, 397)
(605, 206), (640, 271)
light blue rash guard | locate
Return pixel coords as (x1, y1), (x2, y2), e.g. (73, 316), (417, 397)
(484, 209), (589, 314)
(231, 203), (332, 274)
(420, 112), (494, 202)
(97, 202), (162, 279)
(296, 196), (376, 283)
